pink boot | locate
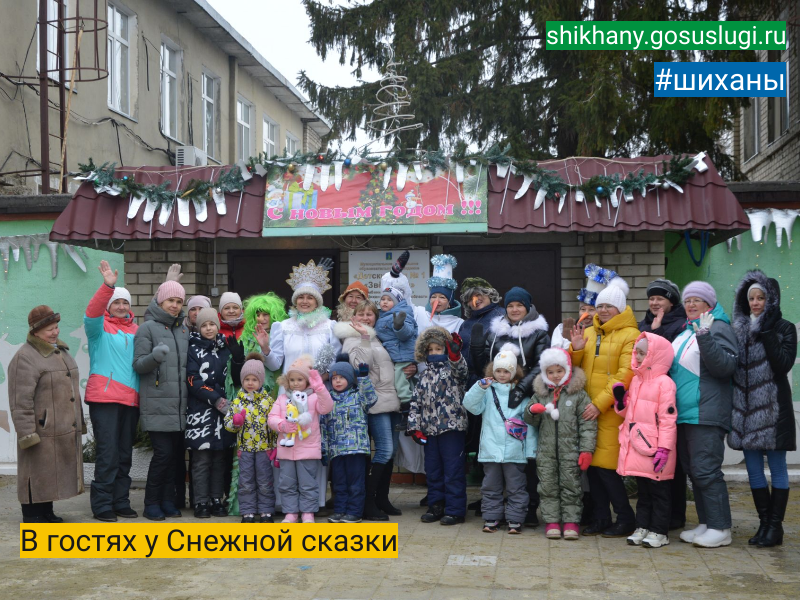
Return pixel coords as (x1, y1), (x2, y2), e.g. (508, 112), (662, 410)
(282, 513), (298, 523)
(301, 512), (315, 523)
(545, 523), (562, 539)
(563, 523), (580, 540)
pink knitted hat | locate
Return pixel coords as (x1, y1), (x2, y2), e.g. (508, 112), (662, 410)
(240, 354), (266, 388)
(157, 280), (186, 304)
(286, 354), (312, 382)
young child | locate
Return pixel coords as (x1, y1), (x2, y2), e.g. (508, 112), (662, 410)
(267, 355), (333, 523)
(525, 348), (596, 540)
(409, 327), (469, 525)
(614, 333), (677, 548)
(224, 353), (278, 523)
(374, 286), (418, 429)
(186, 308), (236, 518)
(322, 353), (378, 523)
(463, 347), (537, 534)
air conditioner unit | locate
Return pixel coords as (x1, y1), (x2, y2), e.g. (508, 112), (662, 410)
(176, 146), (208, 167)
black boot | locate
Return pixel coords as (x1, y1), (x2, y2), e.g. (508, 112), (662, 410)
(749, 487), (771, 546)
(421, 501), (444, 523)
(363, 463), (389, 521)
(375, 458), (402, 516)
(758, 487), (789, 548)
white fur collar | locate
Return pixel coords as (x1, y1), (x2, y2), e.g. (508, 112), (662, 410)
(489, 314), (549, 339)
(333, 321), (376, 340)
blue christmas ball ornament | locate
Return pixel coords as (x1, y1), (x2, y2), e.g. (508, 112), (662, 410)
(596, 186), (604, 194)
(123, 176), (128, 180)
(344, 158), (352, 167)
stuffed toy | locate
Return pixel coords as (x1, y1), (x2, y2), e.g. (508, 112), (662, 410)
(281, 402), (300, 447)
(291, 390), (313, 440)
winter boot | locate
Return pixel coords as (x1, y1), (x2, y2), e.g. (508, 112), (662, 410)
(375, 458), (402, 516)
(421, 501), (445, 523)
(758, 487), (789, 548)
(363, 463), (389, 521)
(749, 487), (771, 545)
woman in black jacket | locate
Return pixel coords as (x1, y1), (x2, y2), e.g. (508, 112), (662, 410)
(728, 270), (797, 548)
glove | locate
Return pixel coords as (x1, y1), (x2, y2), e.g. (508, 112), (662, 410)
(308, 369), (324, 391)
(225, 335), (245, 363)
(165, 263), (183, 282)
(280, 420), (298, 433)
(692, 311), (715, 335)
(759, 310), (779, 333)
(296, 412), (313, 427)
(446, 332), (463, 361)
(357, 362), (370, 378)
(528, 403), (546, 415)
(152, 343), (169, 363)
(393, 311), (407, 331)
(578, 452), (593, 471)
(390, 250), (410, 277)
(318, 257), (334, 272)
(653, 447), (670, 473)
(508, 385), (526, 409)
(232, 409), (246, 428)
(408, 430), (428, 446)
(612, 382), (628, 411)
(214, 398), (229, 414)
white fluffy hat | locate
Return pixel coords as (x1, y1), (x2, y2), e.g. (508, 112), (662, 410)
(493, 344), (518, 374)
(538, 348), (572, 387)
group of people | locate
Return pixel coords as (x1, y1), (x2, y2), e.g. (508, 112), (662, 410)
(8, 250), (796, 549)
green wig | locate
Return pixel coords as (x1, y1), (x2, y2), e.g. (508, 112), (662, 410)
(242, 292), (289, 354)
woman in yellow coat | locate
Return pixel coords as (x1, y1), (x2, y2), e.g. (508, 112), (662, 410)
(569, 280), (639, 537)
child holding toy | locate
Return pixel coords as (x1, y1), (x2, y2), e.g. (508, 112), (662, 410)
(224, 353), (278, 523)
(463, 346), (537, 534)
(615, 333), (678, 548)
(525, 349), (596, 540)
(322, 353), (378, 523)
(267, 355), (333, 523)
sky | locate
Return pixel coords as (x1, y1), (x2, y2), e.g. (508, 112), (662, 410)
(206, 0), (382, 154)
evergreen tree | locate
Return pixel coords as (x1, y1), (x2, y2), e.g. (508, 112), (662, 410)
(299, 0), (765, 178)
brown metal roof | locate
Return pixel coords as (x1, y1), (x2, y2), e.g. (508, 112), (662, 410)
(487, 155), (750, 238)
(50, 166), (266, 242)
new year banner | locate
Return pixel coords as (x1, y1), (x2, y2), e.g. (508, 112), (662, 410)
(262, 165), (487, 236)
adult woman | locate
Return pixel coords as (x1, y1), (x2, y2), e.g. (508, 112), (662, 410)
(334, 300), (402, 520)
(729, 271), (796, 547)
(336, 281), (370, 323)
(84, 261), (139, 522)
(218, 292), (244, 339)
(133, 280), (189, 521)
(184, 295), (212, 335)
(263, 260), (342, 509)
(670, 281), (737, 548)
(9, 306), (85, 523)
(569, 278), (638, 537)
(458, 277), (505, 386)
(472, 286), (550, 525)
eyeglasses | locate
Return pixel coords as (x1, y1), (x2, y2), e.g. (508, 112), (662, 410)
(595, 304), (615, 311)
(684, 298), (708, 306)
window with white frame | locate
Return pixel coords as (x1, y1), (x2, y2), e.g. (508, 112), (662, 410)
(38, 0), (68, 83)
(107, 3), (130, 114)
(767, 50), (789, 144)
(202, 73), (217, 158)
(160, 42), (179, 139)
(285, 132), (299, 155)
(743, 98), (759, 161)
(263, 116), (278, 157)
(237, 98), (253, 161)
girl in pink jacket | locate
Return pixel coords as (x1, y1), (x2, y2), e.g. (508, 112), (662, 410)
(267, 355), (333, 524)
(614, 332), (677, 549)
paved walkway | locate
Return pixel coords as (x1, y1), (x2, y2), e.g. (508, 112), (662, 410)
(0, 476), (798, 599)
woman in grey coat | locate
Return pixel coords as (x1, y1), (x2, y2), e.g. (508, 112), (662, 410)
(133, 281), (189, 521)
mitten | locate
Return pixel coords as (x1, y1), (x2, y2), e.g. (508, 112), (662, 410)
(232, 409), (246, 428)
(578, 452), (593, 471)
(528, 403), (546, 415)
(357, 363), (370, 378)
(152, 343), (169, 363)
(508, 385), (526, 409)
(214, 398), (229, 414)
(267, 448), (278, 463)
(226, 335), (245, 363)
(390, 250), (410, 277)
(237, 449), (242, 458)
(446, 332), (463, 361)
(612, 382), (628, 411)
(393, 311), (406, 331)
(308, 369), (324, 391)
(296, 412), (313, 427)
(653, 447), (670, 473)
(408, 430), (428, 446)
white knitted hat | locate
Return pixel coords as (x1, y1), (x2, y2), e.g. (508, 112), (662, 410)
(493, 345), (518, 374)
(595, 282), (627, 313)
(107, 287), (132, 310)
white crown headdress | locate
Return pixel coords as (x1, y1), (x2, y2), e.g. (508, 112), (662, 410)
(286, 260), (332, 294)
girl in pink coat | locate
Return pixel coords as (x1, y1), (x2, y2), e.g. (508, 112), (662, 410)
(267, 355), (333, 523)
(614, 332), (677, 549)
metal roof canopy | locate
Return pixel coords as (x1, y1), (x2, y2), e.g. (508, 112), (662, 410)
(166, 0), (331, 137)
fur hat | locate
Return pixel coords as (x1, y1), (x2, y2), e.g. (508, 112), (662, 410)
(414, 326), (451, 363)
(578, 264), (629, 307)
(287, 260), (332, 308)
(595, 283), (628, 314)
(196, 307), (220, 329)
(380, 286), (404, 305)
(107, 287), (132, 310)
(328, 352), (356, 389)
(492, 344), (518, 374)
(539, 348), (572, 387)
(219, 292), (243, 312)
(240, 352), (266, 388)
(156, 280), (186, 304)
(338, 281), (369, 303)
(28, 305), (60, 334)
(286, 354), (313, 382)
(646, 279), (681, 306)
(682, 281), (717, 308)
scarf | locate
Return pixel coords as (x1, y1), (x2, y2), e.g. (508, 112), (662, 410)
(289, 306), (333, 329)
